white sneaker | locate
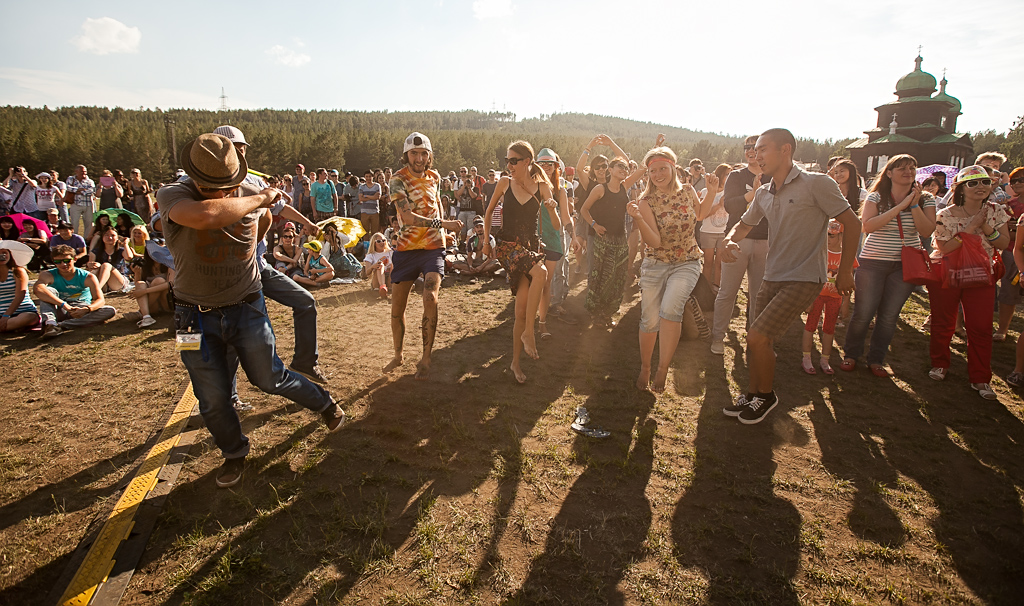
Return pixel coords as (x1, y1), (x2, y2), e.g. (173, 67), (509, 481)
(710, 341), (724, 355)
(137, 315), (156, 328)
(971, 383), (997, 400)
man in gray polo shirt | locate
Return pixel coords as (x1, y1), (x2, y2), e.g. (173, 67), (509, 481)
(719, 128), (861, 425)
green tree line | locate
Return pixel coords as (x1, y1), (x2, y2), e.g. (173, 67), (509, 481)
(4, 106), (1016, 183)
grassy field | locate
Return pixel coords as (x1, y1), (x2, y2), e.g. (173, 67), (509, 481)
(1, 272), (1023, 605)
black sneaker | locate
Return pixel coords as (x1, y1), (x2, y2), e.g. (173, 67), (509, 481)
(290, 363), (327, 385)
(738, 393), (779, 425)
(216, 457), (245, 488)
(722, 394), (751, 417)
(321, 400), (346, 433)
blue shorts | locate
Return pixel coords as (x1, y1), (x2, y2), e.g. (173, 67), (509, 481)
(543, 248), (563, 262)
(391, 248), (445, 283)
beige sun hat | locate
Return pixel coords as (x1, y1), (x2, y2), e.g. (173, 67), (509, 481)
(179, 133), (248, 189)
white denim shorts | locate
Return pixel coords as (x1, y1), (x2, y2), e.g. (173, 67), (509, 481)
(638, 258), (702, 332)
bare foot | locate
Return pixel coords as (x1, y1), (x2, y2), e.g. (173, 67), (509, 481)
(510, 364), (526, 384)
(652, 367), (669, 393)
(521, 333), (540, 360)
(636, 366), (651, 391)
(414, 360), (430, 380)
(383, 355), (404, 373)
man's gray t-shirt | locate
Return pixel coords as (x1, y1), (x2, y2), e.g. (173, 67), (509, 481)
(741, 165), (851, 283)
(157, 181), (263, 307)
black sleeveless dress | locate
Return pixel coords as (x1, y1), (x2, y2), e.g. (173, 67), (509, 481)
(494, 179), (545, 295)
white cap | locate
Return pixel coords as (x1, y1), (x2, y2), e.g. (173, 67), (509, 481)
(403, 132), (432, 154)
(213, 125), (247, 146)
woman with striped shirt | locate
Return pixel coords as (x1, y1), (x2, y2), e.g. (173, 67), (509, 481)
(841, 154), (935, 376)
(0, 243), (39, 332)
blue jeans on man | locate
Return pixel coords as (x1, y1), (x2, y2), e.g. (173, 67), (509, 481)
(176, 292), (331, 460)
(261, 264), (318, 370)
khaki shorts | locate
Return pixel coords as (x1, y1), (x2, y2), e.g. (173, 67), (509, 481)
(750, 280), (822, 340)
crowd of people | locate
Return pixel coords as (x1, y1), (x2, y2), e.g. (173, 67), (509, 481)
(2, 124), (1022, 487)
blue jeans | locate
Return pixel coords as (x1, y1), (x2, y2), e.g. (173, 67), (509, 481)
(842, 257), (915, 365)
(175, 292), (331, 460)
(260, 264), (318, 369)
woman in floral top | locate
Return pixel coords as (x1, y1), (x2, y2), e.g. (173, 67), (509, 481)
(628, 146), (719, 392)
(928, 165), (1011, 400)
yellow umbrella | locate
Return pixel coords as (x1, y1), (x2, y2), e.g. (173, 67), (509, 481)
(316, 216), (365, 249)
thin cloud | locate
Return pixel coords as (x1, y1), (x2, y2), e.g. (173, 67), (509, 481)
(472, 0), (514, 20)
(266, 45), (311, 68)
(72, 17), (141, 55)
(0, 67), (219, 110)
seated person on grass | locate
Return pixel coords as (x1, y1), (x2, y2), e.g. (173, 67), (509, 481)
(48, 221), (88, 267)
(293, 240), (334, 287)
(34, 244), (116, 338)
(361, 232), (393, 298)
(452, 216), (501, 277)
(85, 214), (114, 251)
(273, 223), (302, 277)
(131, 244), (174, 329)
(88, 225), (134, 293)
(17, 219), (50, 271)
(0, 242), (40, 332)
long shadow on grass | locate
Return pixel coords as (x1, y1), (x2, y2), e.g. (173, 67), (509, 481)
(671, 347), (803, 604)
(889, 369), (1024, 602)
(143, 298), (577, 605)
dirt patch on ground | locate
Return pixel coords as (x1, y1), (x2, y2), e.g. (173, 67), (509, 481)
(2, 273), (1023, 605)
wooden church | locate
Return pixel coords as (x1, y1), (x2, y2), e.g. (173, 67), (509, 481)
(847, 54), (973, 177)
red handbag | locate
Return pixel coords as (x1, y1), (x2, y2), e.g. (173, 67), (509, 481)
(897, 214), (942, 286)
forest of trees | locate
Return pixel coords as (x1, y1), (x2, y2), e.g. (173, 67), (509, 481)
(1, 106), (1020, 183)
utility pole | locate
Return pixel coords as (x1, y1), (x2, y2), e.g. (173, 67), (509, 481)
(164, 114), (178, 171)
(219, 87), (229, 113)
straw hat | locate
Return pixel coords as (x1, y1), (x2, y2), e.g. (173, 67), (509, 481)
(179, 133), (247, 189)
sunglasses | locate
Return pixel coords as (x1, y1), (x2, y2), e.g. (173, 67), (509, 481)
(1011, 178), (1024, 185)
(505, 157), (526, 166)
(55, 258), (74, 265)
(964, 179), (993, 188)
(281, 234), (295, 239)
(593, 164), (608, 171)
(743, 145), (756, 151)
(610, 164), (628, 171)
(537, 161), (556, 166)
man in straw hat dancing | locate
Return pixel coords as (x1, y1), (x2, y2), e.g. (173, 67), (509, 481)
(158, 133), (345, 488)
(384, 132), (463, 379)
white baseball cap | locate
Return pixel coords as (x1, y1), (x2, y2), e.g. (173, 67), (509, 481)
(213, 125), (248, 146)
(403, 132), (432, 154)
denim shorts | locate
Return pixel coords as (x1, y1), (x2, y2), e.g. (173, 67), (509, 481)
(391, 248), (445, 283)
(638, 258), (702, 332)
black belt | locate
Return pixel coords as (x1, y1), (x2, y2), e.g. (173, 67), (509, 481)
(176, 290), (261, 312)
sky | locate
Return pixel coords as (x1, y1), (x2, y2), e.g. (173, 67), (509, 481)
(1, 0), (1021, 142)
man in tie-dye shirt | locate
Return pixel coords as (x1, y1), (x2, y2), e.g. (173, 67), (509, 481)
(384, 132), (464, 380)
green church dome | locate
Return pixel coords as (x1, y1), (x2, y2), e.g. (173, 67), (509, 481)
(896, 55), (937, 95)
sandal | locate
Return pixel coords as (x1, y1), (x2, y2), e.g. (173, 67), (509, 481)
(819, 357), (834, 375)
(993, 332), (1007, 342)
(839, 358), (856, 372)
(801, 358), (816, 375)
(538, 320), (552, 340)
(929, 367), (947, 381)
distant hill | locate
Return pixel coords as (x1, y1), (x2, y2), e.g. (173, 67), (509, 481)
(0, 106), (854, 181)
